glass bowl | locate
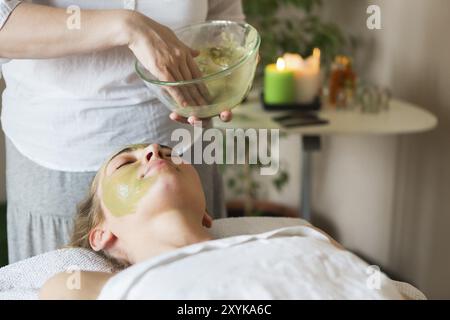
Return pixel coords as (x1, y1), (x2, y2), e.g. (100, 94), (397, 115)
(135, 20), (261, 118)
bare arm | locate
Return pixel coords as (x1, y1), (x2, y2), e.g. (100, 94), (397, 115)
(0, 3), (130, 59)
(0, 2), (200, 82)
(39, 271), (114, 300)
(0, 2), (233, 123)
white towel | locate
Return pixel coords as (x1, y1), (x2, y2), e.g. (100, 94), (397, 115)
(98, 226), (404, 300)
(0, 217), (304, 300)
(0, 217), (426, 300)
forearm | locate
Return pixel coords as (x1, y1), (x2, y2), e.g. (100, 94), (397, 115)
(0, 3), (133, 59)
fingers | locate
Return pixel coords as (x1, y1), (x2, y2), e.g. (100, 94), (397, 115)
(219, 110), (233, 122)
(188, 116), (204, 127)
(159, 58), (208, 108)
(170, 111), (232, 126)
(156, 69), (189, 107)
(169, 68), (197, 107)
(169, 112), (189, 124)
(152, 45), (211, 108)
(179, 59), (207, 106)
(169, 112), (212, 127)
(186, 55), (212, 103)
(189, 47), (200, 57)
(169, 113), (202, 127)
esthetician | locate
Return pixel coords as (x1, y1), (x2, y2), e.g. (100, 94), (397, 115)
(0, 0), (244, 263)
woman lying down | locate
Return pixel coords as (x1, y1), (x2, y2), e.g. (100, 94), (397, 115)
(40, 143), (406, 300)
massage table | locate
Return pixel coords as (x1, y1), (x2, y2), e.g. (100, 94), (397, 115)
(0, 217), (426, 300)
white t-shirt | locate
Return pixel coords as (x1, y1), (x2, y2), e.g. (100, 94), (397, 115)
(0, 0), (245, 171)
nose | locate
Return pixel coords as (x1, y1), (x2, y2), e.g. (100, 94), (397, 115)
(144, 144), (164, 162)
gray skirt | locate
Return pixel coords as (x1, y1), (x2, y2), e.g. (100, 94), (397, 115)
(5, 138), (225, 263)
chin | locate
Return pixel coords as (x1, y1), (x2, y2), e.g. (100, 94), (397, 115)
(137, 182), (187, 213)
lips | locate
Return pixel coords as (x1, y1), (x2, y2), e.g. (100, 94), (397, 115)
(143, 159), (172, 178)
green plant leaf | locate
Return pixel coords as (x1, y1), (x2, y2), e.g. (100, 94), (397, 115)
(273, 171), (290, 192)
(244, 0), (348, 70)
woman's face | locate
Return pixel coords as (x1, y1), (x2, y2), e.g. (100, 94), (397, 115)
(98, 143), (206, 229)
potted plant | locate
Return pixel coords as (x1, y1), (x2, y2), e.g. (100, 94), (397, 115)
(244, 0), (346, 74)
(221, 143), (294, 217)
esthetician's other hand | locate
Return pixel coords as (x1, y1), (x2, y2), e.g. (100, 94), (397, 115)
(125, 12), (233, 125)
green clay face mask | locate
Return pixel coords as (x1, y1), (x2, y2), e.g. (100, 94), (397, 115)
(102, 162), (157, 217)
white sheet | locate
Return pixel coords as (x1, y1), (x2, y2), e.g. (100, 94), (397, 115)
(0, 217), (307, 300)
(0, 248), (115, 300)
(98, 226), (404, 300)
(0, 218), (426, 300)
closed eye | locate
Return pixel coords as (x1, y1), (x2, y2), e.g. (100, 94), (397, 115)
(164, 150), (175, 158)
(116, 160), (135, 170)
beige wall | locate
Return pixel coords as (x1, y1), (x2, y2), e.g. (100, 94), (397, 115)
(314, 0), (450, 299)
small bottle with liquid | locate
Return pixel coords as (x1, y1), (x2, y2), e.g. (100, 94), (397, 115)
(328, 56), (357, 109)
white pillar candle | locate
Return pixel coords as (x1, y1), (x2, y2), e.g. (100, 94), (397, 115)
(283, 49), (321, 104)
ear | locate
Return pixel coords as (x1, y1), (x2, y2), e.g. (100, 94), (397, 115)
(88, 226), (116, 252)
(202, 211), (213, 228)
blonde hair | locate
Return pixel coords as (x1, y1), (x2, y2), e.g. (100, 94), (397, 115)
(68, 145), (148, 269)
(69, 170), (104, 249)
(68, 169), (129, 268)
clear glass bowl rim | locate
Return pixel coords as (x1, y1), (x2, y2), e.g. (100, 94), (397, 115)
(135, 20), (261, 87)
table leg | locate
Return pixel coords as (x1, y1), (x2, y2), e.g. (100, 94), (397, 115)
(300, 135), (321, 221)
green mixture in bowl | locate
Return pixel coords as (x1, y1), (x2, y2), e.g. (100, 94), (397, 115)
(195, 45), (246, 76)
(191, 34), (250, 108)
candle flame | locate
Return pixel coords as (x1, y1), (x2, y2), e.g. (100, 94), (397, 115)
(313, 48), (321, 60)
(276, 58), (286, 71)
(283, 53), (304, 69)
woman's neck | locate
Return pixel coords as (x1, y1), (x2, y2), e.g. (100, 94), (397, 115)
(127, 209), (213, 264)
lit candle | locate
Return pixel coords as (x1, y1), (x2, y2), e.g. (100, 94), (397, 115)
(283, 49), (321, 104)
(264, 58), (296, 105)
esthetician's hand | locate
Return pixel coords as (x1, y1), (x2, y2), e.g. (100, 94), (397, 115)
(169, 110), (233, 126)
(125, 12), (233, 125)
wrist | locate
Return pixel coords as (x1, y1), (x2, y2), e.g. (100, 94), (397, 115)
(116, 9), (152, 48)
(114, 9), (141, 47)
